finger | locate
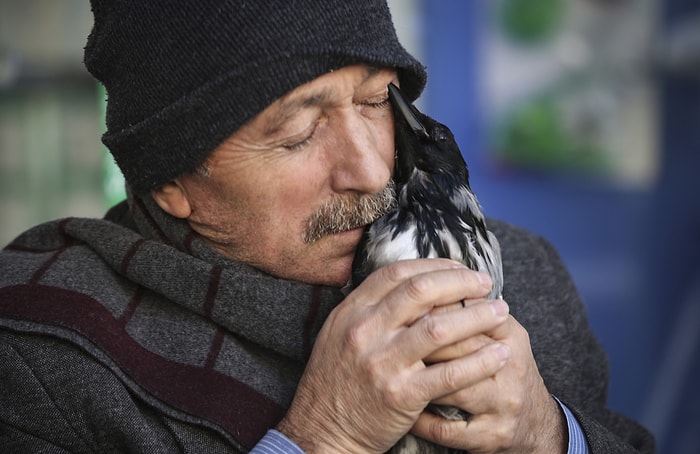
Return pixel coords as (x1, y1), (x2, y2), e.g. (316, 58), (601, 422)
(412, 411), (505, 452)
(398, 299), (509, 361)
(428, 337), (509, 412)
(409, 341), (511, 403)
(428, 299), (472, 316)
(483, 311), (520, 342)
(424, 333), (495, 364)
(429, 374), (501, 413)
(411, 410), (468, 450)
(431, 318), (532, 414)
(352, 258), (469, 307)
(424, 298), (498, 363)
(429, 295), (486, 316)
(376, 267), (495, 328)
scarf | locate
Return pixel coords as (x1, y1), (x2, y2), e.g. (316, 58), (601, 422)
(0, 192), (345, 449)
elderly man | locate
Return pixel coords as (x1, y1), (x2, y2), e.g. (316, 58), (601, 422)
(0, 1), (653, 453)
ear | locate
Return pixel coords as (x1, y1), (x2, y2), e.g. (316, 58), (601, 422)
(151, 181), (192, 219)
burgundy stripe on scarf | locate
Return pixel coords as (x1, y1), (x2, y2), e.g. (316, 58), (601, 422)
(0, 284), (283, 450)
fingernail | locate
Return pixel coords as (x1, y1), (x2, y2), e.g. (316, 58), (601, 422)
(490, 299), (509, 316)
(477, 272), (492, 289)
(493, 343), (511, 363)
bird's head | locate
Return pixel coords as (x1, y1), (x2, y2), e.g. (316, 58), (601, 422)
(388, 83), (470, 186)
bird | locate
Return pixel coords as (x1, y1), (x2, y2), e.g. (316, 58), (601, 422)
(351, 83), (503, 454)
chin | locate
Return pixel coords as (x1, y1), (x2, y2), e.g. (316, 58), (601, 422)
(293, 239), (358, 287)
(264, 256), (351, 287)
(305, 268), (352, 288)
(301, 260), (353, 288)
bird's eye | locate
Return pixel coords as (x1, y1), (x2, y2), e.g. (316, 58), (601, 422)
(435, 130), (448, 142)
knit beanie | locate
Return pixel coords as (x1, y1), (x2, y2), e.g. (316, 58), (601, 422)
(84, 0), (427, 194)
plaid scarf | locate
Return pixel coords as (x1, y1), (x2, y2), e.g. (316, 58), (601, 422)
(0, 193), (345, 449)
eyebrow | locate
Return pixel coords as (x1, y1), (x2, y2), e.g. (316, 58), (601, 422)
(262, 66), (385, 136)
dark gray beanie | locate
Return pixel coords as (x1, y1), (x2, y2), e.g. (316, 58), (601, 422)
(84, 0), (427, 194)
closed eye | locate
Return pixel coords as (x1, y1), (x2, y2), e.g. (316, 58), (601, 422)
(282, 125), (317, 151)
(362, 98), (390, 109)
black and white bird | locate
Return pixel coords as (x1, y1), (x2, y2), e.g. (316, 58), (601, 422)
(352, 83), (503, 454)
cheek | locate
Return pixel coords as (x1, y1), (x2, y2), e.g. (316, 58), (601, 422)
(242, 166), (323, 237)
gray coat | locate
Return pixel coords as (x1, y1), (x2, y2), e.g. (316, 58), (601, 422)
(0, 198), (654, 453)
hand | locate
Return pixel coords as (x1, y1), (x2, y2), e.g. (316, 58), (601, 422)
(276, 259), (511, 454)
(412, 304), (568, 454)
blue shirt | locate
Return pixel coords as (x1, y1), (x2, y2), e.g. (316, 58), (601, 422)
(250, 399), (589, 453)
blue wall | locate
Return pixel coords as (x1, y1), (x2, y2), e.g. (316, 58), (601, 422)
(419, 1), (700, 452)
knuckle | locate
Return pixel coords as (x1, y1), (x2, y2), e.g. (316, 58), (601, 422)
(404, 274), (432, 302)
(421, 316), (449, 346)
(368, 362), (411, 410)
(491, 420), (517, 447)
(449, 390), (471, 409)
(488, 428), (506, 448)
(380, 261), (410, 284)
(504, 393), (523, 414)
(439, 363), (462, 390)
(345, 320), (371, 353)
(358, 347), (379, 375)
(427, 418), (456, 444)
(382, 379), (407, 409)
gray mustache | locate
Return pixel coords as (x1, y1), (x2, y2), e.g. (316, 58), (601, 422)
(303, 181), (396, 243)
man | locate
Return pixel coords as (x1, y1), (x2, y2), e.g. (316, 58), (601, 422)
(0, 1), (654, 453)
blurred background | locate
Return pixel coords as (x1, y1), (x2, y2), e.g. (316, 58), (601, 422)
(1, 0), (698, 452)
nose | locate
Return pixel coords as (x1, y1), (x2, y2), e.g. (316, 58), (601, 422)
(328, 107), (393, 195)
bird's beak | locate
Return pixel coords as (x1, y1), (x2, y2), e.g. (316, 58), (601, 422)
(388, 83), (427, 184)
(388, 83), (429, 141)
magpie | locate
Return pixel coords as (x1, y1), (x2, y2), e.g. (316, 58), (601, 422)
(351, 83), (503, 454)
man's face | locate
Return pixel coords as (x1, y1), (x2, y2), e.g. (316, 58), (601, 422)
(173, 65), (399, 286)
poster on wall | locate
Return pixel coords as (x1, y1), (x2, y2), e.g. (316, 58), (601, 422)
(482, 0), (660, 188)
